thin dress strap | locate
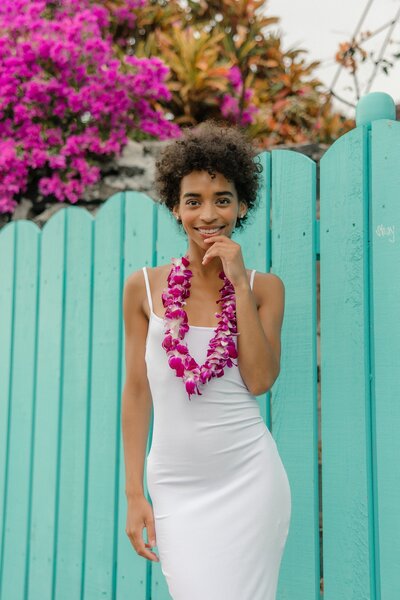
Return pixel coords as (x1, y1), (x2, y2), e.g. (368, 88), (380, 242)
(250, 269), (256, 291)
(142, 266), (153, 313)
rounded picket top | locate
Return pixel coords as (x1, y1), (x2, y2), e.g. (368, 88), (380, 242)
(356, 92), (396, 129)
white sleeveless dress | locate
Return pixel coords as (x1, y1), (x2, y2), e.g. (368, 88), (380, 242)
(142, 266), (291, 600)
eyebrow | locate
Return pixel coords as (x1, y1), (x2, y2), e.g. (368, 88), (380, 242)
(183, 191), (234, 198)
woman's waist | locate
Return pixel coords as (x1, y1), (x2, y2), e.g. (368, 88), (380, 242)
(150, 391), (264, 429)
(149, 412), (268, 458)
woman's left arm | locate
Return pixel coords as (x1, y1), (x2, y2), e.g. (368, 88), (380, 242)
(202, 235), (285, 396)
(234, 272), (285, 396)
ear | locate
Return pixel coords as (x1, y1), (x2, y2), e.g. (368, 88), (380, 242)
(238, 201), (247, 219)
(172, 205), (180, 220)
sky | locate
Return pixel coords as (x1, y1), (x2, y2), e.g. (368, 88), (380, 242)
(266, 0), (400, 118)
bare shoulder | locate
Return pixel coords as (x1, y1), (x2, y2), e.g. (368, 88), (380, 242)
(253, 271), (284, 298)
(122, 268), (151, 393)
(253, 272), (285, 319)
(124, 265), (166, 295)
(123, 265), (169, 316)
(124, 267), (144, 290)
(141, 264), (169, 280)
(258, 271), (284, 291)
(123, 268), (147, 327)
(123, 267), (146, 302)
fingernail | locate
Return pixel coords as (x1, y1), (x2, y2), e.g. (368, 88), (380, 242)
(151, 539), (156, 546)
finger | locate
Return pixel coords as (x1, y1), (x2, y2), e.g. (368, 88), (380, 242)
(144, 541), (160, 561)
(130, 531), (160, 562)
(204, 235), (225, 242)
(203, 243), (223, 255)
(145, 519), (157, 549)
(202, 253), (220, 264)
(203, 249), (222, 263)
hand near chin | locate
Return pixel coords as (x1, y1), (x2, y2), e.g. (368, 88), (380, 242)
(202, 235), (248, 288)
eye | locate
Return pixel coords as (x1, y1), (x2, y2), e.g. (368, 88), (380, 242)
(218, 198), (231, 204)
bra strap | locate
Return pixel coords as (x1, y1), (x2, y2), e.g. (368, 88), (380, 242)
(142, 267), (153, 313)
(250, 269), (256, 290)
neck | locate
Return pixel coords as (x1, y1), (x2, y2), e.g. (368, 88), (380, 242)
(186, 251), (223, 278)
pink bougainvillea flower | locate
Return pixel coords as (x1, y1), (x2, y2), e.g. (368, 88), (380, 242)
(0, 0), (181, 214)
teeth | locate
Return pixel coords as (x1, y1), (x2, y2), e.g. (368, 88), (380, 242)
(197, 228), (221, 234)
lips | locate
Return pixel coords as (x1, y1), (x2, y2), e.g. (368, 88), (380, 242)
(195, 226), (224, 237)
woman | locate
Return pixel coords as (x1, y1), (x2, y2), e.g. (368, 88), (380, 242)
(121, 121), (291, 600)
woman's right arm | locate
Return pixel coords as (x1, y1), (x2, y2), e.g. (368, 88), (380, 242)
(121, 269), (159, 562)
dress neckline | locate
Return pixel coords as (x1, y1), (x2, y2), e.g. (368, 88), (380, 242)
(143, 266), (256, 331)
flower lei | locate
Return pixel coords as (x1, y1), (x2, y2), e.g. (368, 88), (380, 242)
(161, 254), (239, 400)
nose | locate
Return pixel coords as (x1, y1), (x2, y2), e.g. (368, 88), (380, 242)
(199, 203), (219, 223)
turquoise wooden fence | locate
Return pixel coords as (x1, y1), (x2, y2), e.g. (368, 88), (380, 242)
(0, 92), (399, 600)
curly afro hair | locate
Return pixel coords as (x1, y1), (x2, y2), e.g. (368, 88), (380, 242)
(154, 119), (263, 231)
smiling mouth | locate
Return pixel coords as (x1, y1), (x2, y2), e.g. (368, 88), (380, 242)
(195, 226), (224, 235)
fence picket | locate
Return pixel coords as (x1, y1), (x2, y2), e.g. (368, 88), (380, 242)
(370, 119), (400, 600)
(320, 125), (372, 600)
(271, 148), (319, 599)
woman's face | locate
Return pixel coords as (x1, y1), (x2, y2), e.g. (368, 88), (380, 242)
(172, 170), (247, 247)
